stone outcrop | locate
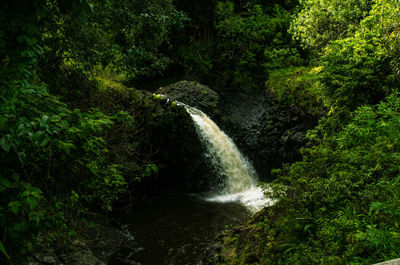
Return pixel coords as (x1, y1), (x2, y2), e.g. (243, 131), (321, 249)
(157, 80), (220, 118)
(157, 80), (316, 180)
(217, 90), (314, 178)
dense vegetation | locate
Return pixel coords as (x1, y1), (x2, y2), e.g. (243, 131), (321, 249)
(1, 0), (399, 264)
(0, 0), (201, 262)
(214, 0), (400, 264)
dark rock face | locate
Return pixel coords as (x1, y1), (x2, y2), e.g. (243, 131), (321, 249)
(157, 80), (220, 118)
(156, 80), (317, 180)
(217, 90), (314, 180)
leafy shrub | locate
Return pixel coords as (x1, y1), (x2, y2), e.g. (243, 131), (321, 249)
(361, 0), (400, 80)
(319, 35), (396, 111)
(290, 0), (372, 51)
(215, 2), (303, 90)
(289, 0), (399, 113)
(0, 83), (127, 259)
(266, 67), (325, 117)
(88, 0), (189, 81)
(260, 93), (400, 264)
(316, 0), (400, 111)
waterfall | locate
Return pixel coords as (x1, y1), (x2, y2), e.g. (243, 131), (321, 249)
(183, 105), (270, 212)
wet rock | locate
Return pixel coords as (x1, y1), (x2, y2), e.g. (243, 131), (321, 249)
(157, 80), (220, 118)
(215, 89), (317, 179)
(17, 216), (125, 265)
(200, 231), (227, 265)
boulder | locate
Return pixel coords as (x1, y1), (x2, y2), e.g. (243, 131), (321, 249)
(157, 80), (219, 118)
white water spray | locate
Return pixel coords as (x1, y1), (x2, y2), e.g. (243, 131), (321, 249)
(183, 105), (271, 212)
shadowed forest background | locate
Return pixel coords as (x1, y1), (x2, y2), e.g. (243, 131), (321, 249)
(1, 0), (400, 264)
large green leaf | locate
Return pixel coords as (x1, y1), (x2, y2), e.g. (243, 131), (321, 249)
(0, 137), (11, 152)
(0, 240), (10, 259)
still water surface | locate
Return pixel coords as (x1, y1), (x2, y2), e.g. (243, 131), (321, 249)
(108, 194), (251, 265)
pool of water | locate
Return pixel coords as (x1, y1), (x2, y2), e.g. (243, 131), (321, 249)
(108, 194), (251, 265)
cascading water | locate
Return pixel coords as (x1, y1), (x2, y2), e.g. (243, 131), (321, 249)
(110, 99), (272, 265)
(183, 105), (270, 212)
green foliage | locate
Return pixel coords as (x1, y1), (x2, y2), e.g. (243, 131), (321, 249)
(254, 93), (400, 264)
(319, 35), (395, 110)
(316, 0), (399, 111)
(94, 85), (194, 187)
(362, 0), (400, 81)
(142, 164), (159, 180)
(290, 0), (372, 51)
(36, 0), (189, 91)
(88, 0), (189, 80)
(266, 66), (325, 117)
(0, 84), (128, 253)
(0, 241), (10, 260)
(215, 2), (303, 90)
(215, 3), (400, 263)
(0, 0), (129, 260)
(177, 39), (215, 76)
(283, 0), (400, 115)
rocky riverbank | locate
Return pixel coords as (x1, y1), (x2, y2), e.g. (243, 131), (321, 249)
(17, 215), (127, 265)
